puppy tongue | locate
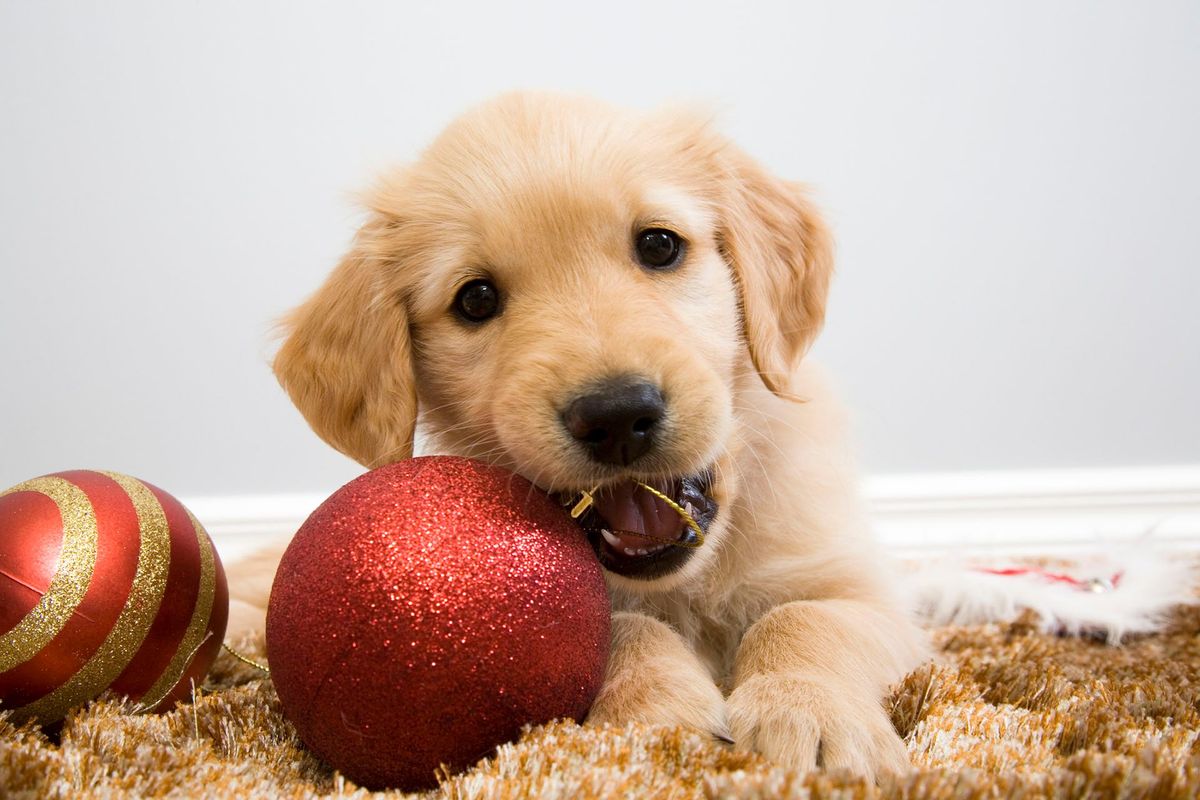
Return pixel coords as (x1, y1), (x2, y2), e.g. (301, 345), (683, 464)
(592, 480), (685, 543)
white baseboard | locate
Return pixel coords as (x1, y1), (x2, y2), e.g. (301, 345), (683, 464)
(193, 465), (1200, 564)
(186, 492), (328, 564)
(865, 465), (1200, 555)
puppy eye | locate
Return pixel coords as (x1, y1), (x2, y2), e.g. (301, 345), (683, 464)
(634, 228), (684, 270)
(454, 279), (501, 322)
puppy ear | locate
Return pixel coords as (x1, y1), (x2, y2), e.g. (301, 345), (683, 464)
(273, 218), (417, 467)
(717, 147), (834, 397)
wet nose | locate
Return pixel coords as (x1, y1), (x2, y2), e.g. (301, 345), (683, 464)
(561, 379), (666, 466)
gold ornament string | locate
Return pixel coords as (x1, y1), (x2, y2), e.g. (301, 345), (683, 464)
(222, 643), (270, 674)
(568, 482), (705, 548)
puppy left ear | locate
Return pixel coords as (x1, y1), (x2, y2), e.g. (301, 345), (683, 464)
(716, 146), (834, 397)
(273, 215), (418, 468)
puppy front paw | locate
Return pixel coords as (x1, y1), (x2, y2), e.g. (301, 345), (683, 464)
(585, 612), (729, 742)
(727, 672), (909, 779)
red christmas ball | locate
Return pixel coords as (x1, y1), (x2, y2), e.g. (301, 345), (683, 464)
(266, 456), (610, 790)
(0, 470), (229, 726)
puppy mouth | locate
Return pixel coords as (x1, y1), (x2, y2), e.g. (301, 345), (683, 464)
(566, 470), (718, 580)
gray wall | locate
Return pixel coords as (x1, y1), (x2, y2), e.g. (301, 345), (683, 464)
(2, 1), (1197, 497)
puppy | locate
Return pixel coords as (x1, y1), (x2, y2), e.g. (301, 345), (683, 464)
(240, 92), (928, 779)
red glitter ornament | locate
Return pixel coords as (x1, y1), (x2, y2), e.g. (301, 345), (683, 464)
(266, 456), (610, 791)
(0, 470), (229, 726)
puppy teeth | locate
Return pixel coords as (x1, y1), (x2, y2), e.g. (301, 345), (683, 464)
(684, 501), (696, 518)
(623, 548), (637, 556)
(601, 529), (621, 548)
(636, 548), (648, 556)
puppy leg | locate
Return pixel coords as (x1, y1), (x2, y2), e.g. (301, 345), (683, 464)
(727, 599), (927, 779)
(223, 543), (287, 640)
(586, 612), (730, 742)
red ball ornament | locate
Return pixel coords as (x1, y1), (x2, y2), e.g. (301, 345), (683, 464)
(266, 456), (610, 791)
(0, 470), (229, 726)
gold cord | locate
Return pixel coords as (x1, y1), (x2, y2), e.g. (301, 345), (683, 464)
(566, 482), (705, 548)
(222, 643), (270, 674)
(633, 481), (705, 547)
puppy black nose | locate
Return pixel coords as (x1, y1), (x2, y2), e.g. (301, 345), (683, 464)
(562, 379), (665, 466)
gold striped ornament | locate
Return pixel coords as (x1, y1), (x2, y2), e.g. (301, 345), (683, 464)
(0, 470), (228, 726)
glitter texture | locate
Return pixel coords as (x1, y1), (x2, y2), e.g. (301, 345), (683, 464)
(266, 456), (611, 791)
(0, 470), (228, 726)
(14, 473), (173, 723)
(136, 510), (218, 710)
(0, 477), (99, 672)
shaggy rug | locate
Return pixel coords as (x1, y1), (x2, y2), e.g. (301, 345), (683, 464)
(4, 599), (1200, 799)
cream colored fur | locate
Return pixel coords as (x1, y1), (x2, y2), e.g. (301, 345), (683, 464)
(231, 92), (929, 780)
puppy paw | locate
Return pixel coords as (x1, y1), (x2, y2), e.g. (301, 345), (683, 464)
(226, 598), (267, 641)
(585, 612), (729, 741)
(727, 672), (909, 779)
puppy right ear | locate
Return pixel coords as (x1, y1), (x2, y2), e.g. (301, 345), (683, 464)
(715, 144), (835, 398)
(273, 218), (417, 468)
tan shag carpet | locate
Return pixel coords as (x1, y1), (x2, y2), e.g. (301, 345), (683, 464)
(4, 605), (1200, 799)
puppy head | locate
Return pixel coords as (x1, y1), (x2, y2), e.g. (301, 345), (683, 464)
(274, 92), (833, 590)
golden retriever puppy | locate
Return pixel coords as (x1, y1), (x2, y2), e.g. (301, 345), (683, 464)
(248, 91), (928, 778)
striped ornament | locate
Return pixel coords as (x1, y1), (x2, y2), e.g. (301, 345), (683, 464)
(0, 470), (228, 726)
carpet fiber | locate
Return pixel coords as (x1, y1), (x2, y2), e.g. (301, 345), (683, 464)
(4, 605), (1200, 798)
